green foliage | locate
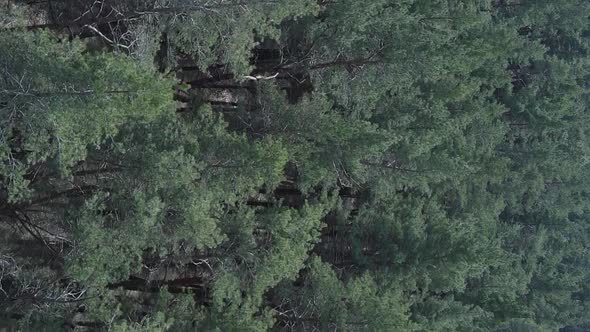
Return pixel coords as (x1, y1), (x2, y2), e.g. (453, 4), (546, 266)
(67, 193), (164, 286)
(0, 30), (173, 202)
(0, 2), (27, 28)
(286, 257), (414, 331)
(161, 0), (319, 74)
(256, 82), (391, 190)
(202, 203), (328, 330)
(112, 313), (174, 332)
(3, 0), (590, 331)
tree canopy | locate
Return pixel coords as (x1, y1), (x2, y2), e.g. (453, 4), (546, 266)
(1, 0), (590, 331)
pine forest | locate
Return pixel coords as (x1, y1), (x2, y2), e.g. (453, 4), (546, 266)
(1, 0), (590, 331)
